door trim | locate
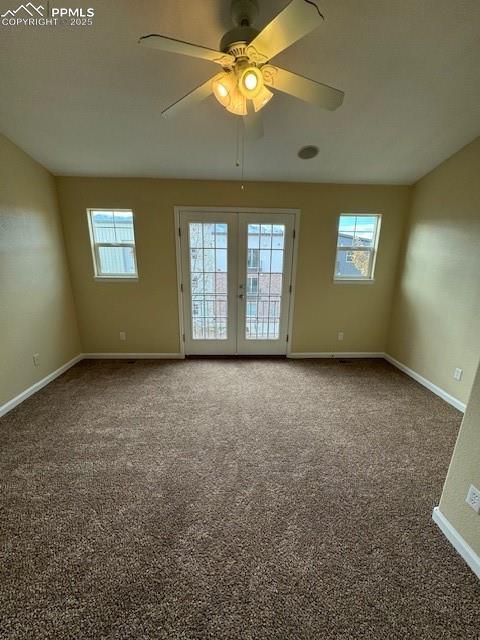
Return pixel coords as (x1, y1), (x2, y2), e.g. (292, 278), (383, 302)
(174, 206), (301, 357)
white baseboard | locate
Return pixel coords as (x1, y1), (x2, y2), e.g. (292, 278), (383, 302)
(384, 354), (466, 412)
(287, 352), (385, 359)
(432, 507), (480, 580)
(0, 354), (83, 418)
(1, 351), (465, 418)
(82, 353), (185, 360)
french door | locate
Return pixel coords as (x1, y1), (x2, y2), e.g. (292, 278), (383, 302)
(178, 209), (296, 356)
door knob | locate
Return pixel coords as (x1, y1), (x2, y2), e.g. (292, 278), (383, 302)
(238, 294), (244, 299)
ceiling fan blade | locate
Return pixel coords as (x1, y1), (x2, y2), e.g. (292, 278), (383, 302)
(247, 0), (324, 63)
(139, 34), (235, 67)
(264, 66), (344, 111)
(162, 77), (213, 119)
(244, 102), (264, 141)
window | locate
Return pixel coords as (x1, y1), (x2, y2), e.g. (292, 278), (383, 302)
(334, 214), (381, 281)
(87, 209), (138, 278)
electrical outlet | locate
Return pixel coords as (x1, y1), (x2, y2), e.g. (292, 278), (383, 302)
(466, 485), (480, 514)
(338, 331), (344, 342)
(119, 331), (127, 341)
(453, 368), (463, 381)
(33, 354), (40, 367)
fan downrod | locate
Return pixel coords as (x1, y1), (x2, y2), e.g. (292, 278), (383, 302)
(221, 0), (260, 53)
(231, 0), (259, 27)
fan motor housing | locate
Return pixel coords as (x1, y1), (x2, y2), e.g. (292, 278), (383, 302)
(220, 26), (259, 55)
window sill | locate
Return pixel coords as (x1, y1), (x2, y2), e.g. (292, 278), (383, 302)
(94, 276), (139, 282)
(333, 278), (375, 285)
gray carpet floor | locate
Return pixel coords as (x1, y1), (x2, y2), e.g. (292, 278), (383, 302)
(0, 358), (479, 639)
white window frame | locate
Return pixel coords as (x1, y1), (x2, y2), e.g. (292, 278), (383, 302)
(333, 214), (382, 283)
(87, 209), (138, 280)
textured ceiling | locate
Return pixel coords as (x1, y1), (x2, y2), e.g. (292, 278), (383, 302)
(1, 0), (479, 183)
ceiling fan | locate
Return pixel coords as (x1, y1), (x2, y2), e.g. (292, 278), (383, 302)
(139, 0), (344, 140)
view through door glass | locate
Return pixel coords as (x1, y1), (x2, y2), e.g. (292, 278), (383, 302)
(189, 222), (228, 340)
(246, 223), (285, 340)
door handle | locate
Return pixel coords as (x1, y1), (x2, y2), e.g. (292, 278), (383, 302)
(238, 294), (244, 300)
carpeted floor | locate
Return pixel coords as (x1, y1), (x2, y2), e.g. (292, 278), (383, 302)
(0, 358), (478, 639)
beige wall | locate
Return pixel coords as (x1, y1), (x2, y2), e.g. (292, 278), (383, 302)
(387, 137), (480, 404)
(56, 178), (410, 355)
(439, 360), (480, 557)
(0, 134), (80, 407)
(2, 133), (480, 560)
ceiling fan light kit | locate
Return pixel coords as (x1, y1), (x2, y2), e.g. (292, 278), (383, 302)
(252, 86), (273, 113)
(238, 65), (263, 99)
(212, 63), (269, 116)
(212, 72), (236, 107)
(227, 86), (248, 117)
(139, 0), (345, 140)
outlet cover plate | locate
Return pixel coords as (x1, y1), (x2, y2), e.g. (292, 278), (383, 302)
(466, 485), (480, 514)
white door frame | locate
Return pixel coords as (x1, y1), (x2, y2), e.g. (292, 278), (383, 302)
(174, 206), (301, 357)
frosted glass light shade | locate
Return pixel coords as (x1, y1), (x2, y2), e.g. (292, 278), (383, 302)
(226, 86), (247, 116)
(238, 66), (264, 100)
(212, 72), (236, 108)
(252, 86), (273, 112)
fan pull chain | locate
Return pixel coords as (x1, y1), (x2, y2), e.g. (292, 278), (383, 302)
(235, 118), (246, 191)
(235, 118), (241, 169)
(241, 123), (246, 191)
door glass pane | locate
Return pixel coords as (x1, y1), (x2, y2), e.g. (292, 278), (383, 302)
(248, 226), (260, 248)
(271, 251), (284, 273)
(189, 222), (228, 340)
(204, 273), (215, 293)
(189, 224), (203, 248)
(215, 224), (228, 248)
(203, 224), (215, 248)
(245, 223), (286, 340)
(191, 273), (204, 294)
(260, 225), (272, 248)
(190, 248), (203, 272)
